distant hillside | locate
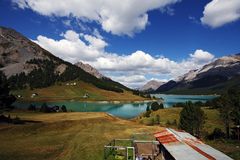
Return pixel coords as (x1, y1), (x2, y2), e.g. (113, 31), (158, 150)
(0, 26), (129, 93)
(155, 54), (240, 94)
(139, 80), (165, 92)
(12, 80), (146, 102)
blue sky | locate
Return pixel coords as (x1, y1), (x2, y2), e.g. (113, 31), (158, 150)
(1, 0), (240, 88)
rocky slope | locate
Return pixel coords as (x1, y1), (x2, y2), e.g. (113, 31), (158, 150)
(0, 26), (53, 77)
(139, 80), (165, 92)
(155, 54), (240, 94)
(75, 61), (104, 79)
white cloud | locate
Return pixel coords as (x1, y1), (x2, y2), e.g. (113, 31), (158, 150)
(111, 75), (147, 89)
(12, 0), (180, 36)
(34, 30), (106, 62)
(34, 30), (214, 88)
(201, 0), (240, 28)
(62, 30), (79, 41)
(83, 34), (108, 51)
(190, 49), (215, 64)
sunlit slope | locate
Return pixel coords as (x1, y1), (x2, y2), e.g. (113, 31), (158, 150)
(12, 81), (147, 102)
(0, 112), (163, 160)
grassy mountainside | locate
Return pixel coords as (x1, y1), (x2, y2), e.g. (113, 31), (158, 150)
(0, 111), (163, 160)
(12, 81), (147, 102)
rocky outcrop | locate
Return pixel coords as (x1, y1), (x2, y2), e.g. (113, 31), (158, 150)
(75, 61), (105, 79)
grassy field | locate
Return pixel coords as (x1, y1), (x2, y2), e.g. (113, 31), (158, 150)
(12, 81), (147, 102)
(136, 107), (224, 133)
(135, 107), (240, 160)
(1, 107), (239, 160)
(0, 111), (163, 160)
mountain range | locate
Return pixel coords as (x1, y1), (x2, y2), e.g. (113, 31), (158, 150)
(0, 26), (129, 93)
(155, 54), (240, 94)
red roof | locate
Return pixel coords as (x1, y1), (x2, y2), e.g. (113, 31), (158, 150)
(154, 128), (232, 160)
(154, 129), (179, 144)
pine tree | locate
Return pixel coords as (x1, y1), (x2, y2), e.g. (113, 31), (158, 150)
(179, 101), (205, 137)
(0, 71), (16, 115)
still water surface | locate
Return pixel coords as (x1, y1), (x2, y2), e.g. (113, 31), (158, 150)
(14, 94), (218, 119)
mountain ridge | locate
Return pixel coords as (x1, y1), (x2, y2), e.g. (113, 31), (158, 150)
(155, 53), (240, 94)
(75, 61), (105, 79)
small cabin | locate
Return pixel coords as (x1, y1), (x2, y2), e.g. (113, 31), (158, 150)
(83, 93), (89, 99)
(31, 93), (38, 98)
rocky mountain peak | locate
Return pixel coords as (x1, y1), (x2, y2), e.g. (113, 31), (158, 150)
(178, 54), (240, 82)
(75, 61), (104, 79)
(140, 80), (165, 91)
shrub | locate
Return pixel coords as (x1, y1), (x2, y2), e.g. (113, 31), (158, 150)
(151, 102), (164, 111)
(155, 115), (160, 124)
(207, 128), (225, 140)
(28, 104), (36, 111)
(146, 106), (150, 112)
(144, 110), (151, 118)
(166, 120), (171, 126)
(40, 103), (51, 113)
(12, 116), (24, 124)
(61, 105), (67, 112)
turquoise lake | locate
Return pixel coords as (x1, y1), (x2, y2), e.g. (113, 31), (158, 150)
(14, 94), (218, 119)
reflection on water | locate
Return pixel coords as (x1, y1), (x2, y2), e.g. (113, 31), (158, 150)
(14, 94), (218, 119)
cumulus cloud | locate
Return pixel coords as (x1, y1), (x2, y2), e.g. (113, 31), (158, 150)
(34, 30), (214, 88)
(34, 30), (106, 62)
(201, 0), (240, 28)
(12, 0), (180, 36)
(190, 49), (215, 64)
(111, 75), (147, 88)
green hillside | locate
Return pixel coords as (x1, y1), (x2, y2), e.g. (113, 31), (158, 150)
(12, 80), (147, 102)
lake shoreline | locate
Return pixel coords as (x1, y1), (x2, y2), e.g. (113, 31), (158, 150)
(15, 99), (158, 104)
(13, 94), (217, 119)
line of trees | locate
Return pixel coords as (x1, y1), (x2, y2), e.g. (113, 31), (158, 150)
(28, 103), (68, 113)
(172, 101), (206, 108)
